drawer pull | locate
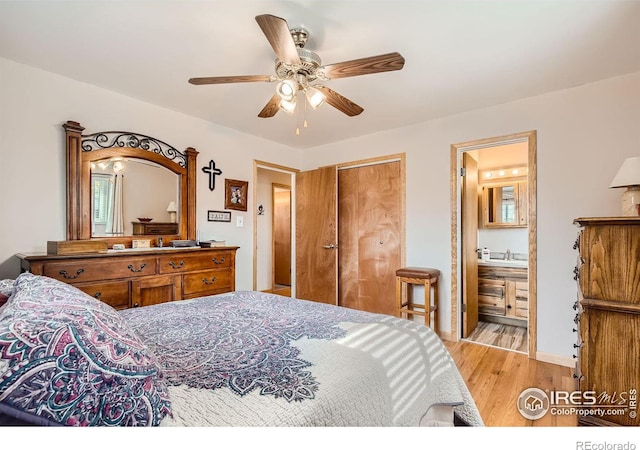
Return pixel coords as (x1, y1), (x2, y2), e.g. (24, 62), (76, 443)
(93, 292), (102, 299)
(128, 263), (147, 273)
(169, 260), (185, 269)
(133, 302), (139, 308)
(59, 269), (85, 279)
(202, 277), (217, 285)
(212, 257), (225, 265)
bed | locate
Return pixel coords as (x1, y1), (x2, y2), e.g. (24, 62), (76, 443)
(0, 273), (483, 427)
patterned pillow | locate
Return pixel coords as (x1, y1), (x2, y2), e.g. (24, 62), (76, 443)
(0, 273), (172, 426)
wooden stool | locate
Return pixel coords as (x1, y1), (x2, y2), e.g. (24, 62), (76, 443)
(395, 267), (440, 330)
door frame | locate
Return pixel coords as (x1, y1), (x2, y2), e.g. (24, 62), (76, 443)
(253, 160), (299, 294)
(450, 130), (538, 358)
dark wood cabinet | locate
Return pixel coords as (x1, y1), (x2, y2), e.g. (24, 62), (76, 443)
(17, 246), (238, 310)
(574, 217), (640, 426)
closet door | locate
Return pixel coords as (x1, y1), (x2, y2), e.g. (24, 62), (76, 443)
(295, 166), (338, 304)
(339, 161), (401, 316)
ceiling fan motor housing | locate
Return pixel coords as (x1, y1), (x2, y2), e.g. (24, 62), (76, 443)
(275, 28), (321, 82)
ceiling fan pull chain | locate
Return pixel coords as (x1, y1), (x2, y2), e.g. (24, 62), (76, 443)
(296, 91), (301, 135)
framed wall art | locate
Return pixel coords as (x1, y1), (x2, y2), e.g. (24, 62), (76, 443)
(207, 210), (231, 222)
(224, 179), (248, 211)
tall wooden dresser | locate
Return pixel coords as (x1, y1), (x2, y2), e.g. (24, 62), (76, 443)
(17, 246), (238, 310)
(574, 217), (639, 426)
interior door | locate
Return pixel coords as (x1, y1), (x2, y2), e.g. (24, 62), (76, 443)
(273, 185), (291, 286)
(462, 152), (479, 337)
(339, 161), (401, 315)
(295, 166), (338, 304)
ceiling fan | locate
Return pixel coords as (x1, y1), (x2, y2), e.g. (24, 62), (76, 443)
(188, 14), (406, 119)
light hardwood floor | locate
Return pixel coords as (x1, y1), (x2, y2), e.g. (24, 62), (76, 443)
(464, 321), (528, 353)
(444, 339), (577, 426)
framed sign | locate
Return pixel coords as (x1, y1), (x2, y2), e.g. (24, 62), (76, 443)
(225, 179), (248, 211)
(207, 210), (231, 222)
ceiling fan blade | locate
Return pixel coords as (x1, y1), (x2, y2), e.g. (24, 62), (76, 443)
(188, 75), (272, 85)
(320, 52), (405, 80)
(258, 93), (281, 118)
(315, 86), (364, 117)
(255, 14), (301, 66)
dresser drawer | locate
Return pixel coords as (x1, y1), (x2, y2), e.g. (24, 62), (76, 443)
(159, 251), (233, 274)
(43, 257), (157, 283)
(75, 281), (130, 310)
(183, 269), (233, 296)
(478, 278), (506, 315)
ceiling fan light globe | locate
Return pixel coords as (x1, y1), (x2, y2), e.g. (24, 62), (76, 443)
(279, 98), (297, 114)
(276, 79), (297, 101)
(306, 87), (326, 109)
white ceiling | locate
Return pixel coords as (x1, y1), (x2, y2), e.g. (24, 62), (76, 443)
(1, 1), (639, 149)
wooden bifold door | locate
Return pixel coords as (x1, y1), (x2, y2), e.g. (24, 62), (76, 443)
(296, 159), (402, 316)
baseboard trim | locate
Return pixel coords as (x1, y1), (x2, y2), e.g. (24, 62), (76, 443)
(536, 351), (575, 368)
(438, 331), (454, 342)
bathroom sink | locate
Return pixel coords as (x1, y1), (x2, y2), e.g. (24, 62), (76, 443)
(478, 258), (528, 268)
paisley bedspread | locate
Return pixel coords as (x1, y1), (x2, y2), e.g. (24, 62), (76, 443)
(119, 291), (484, 427)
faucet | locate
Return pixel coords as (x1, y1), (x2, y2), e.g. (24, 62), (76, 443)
(158, 237), (163, 248)
(505, 249), (511, 260)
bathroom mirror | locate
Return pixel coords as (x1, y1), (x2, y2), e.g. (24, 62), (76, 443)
(481, 181), (527, 228)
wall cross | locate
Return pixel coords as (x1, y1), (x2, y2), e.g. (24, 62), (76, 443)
(202, 160), (223, 191)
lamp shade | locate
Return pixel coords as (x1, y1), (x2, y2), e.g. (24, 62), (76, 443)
(609, 157), (640, 188)
(166, 201), (177, 212)
(305, 86), (326, 109)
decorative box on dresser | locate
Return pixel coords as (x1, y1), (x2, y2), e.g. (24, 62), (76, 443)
(573, 217), (639, 426)
(17, 246), (238, 310)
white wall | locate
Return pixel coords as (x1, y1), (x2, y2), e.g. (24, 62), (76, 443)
(301, 72), (640, 359)
(478, 228), (528, 257)
(0, 57), (304, 291)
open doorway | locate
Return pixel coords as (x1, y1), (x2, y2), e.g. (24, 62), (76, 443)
(253, 161), (298, 296)
(450, 131), (537, 358)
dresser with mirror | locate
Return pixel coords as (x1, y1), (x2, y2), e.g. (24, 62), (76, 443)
(17, 120), (238, 309)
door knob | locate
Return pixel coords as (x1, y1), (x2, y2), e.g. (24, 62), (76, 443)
(322, 244), (337, 249)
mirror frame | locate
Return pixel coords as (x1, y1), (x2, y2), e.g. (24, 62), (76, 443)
(63, 120), (198, 247)
(480, 179), (527, 228)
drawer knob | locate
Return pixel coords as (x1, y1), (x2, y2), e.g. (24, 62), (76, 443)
(93, 292), (102, 299)
(59, 269), (85, 279)
(212, 257), (225, 265)
(133, 302), (139, 308)
(169, 260), (185, 269)
(128, 263), (147, 273)
(202, 277), (217, 285)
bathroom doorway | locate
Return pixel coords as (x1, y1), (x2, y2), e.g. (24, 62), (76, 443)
(450, 131), (537, 358)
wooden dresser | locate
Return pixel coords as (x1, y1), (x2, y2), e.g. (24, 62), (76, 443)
(574, 217), (639, 426)
(17, 246), (238, 310)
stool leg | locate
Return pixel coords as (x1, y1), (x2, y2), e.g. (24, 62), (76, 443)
(424, 280), (431, 328)
(395, 277), (402, 318)
(433, 281), (439, 333)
